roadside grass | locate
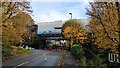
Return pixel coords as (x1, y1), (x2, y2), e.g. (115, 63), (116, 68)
(11, 46), (32, 56)
(2, 45), (32, 61)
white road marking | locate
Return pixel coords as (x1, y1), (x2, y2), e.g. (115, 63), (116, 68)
(14, 53), (49, 68)
(14, 61), (29, 68)
(17, 62), (29, 66)
(45, 58), (47, 61)
(29, 53), (48, 62)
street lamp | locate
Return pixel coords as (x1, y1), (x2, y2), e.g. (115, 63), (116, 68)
(69, 13), (72, 20)
(69, 13), (73, 51)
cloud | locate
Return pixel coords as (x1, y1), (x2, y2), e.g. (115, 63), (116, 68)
(38, 9), (69, 22)
(31, 2), (90, 23)
(30, 0), (93, 2)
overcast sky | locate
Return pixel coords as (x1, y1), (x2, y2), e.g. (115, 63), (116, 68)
(30, 1), (91, 24)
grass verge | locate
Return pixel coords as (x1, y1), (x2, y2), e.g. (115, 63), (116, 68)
(2, 45), (32, 61)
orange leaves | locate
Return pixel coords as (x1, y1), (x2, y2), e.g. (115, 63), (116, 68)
(62, 19), (86, 44)
(2, 12), (34, 46)
(63, 26), (71, 38)
(88, 2), (119, 53)
(64, 26), (71, 34)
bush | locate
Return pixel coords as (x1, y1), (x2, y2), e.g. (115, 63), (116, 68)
(71, 44), (84, 59)
(80, 57), (87, 66)
(71, 44), (106, 66)
(86, 54), (104, 66)
(71, 44), (78, 56)
(71, 44), (87, 66)
(2, 44), (14, 57)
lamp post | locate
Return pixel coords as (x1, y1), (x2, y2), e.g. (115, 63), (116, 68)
(69, 13), (72, 20)
(69, 13), (73, 51)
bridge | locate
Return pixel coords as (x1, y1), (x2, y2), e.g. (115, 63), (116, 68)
(36, 20), (67, 49)
(38, 32), (67, 40)
(37, 33), (67, 49)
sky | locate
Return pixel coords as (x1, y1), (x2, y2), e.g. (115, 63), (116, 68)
(30, 0), (90, 24)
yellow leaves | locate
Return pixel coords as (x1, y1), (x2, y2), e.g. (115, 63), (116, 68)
(73, 27), (79, 34)
(78, 32), (82, 36)
(3, 13), (34, 46)
(88, 2), (119, 53)
(2, 2), (35, 46)
(63, 26), (71, 38)
(110, 44), (118, 53)
(63, 26), (71, 34)
(62, 19), (87, 44)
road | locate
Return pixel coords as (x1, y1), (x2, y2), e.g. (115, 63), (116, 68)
(2, 50), (62, 68)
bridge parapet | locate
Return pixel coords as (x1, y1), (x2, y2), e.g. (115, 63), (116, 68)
(38, 33), (62, 37)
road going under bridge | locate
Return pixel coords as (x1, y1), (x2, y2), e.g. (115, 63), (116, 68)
(37, 33), (67, 49)
(38, 33), (67, 40)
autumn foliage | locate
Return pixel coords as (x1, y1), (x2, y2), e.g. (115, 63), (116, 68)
(62, 19), (87, 45)
(2, 1), (34, 46)
(87, 2), (120, 53)
(1, 1), (36, 58)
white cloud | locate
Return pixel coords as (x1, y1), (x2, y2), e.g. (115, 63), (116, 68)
(31, 0), (93, 2)
(84, 0), (94, 4)
(34, 9), (69, 23)
(31, 2), (90, 24)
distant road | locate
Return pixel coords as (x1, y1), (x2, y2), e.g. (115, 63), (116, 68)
(2, 50), (62, 68)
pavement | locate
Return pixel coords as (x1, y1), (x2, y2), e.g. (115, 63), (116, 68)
(63, 51), (80, 66)
(2, 50), (62, 68)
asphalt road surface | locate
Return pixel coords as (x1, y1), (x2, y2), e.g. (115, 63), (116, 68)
(2, 50), (62, 68)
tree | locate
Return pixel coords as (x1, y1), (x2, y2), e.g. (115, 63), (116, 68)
(1, 1), (32, 23)
(62, 19), (86, 46)
(2, 12), (34, 46)
(2, 1), (34, 46)
(86, 2), (120, 53)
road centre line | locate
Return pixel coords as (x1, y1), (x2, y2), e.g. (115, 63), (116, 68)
(13, 61), (29, 68)
(14, 53), (49, 68)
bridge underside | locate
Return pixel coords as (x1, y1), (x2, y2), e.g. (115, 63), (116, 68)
(46, 37), (68, 40)
(38, 33), (68, 40)
(37, 34), (67, 49)
(38, 33), (61, 37)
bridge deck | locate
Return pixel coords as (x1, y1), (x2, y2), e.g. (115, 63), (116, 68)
(37, 33), (67, 40)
